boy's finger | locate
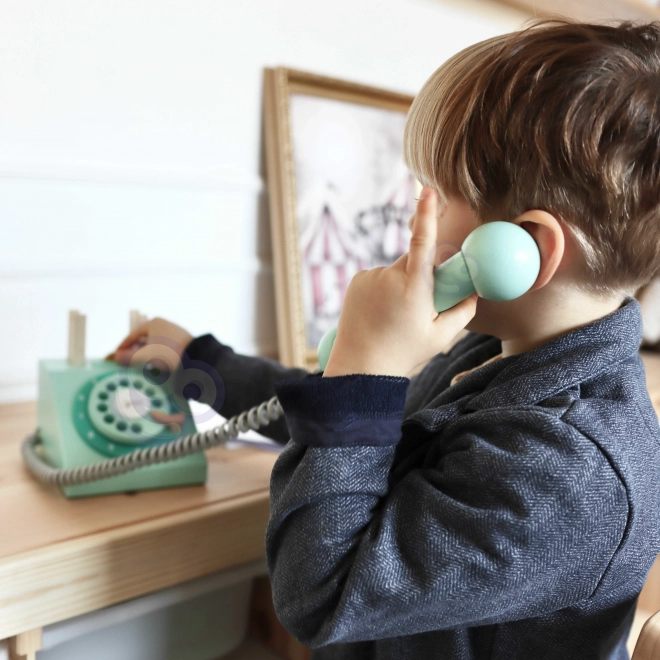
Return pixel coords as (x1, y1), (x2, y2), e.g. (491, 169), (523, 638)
(151, 410), (186, 425)
(406, 187), (438, 280)
(115, 322), (151, 350)
(113, 345), (142, 366)
(117, 342), (181, 375)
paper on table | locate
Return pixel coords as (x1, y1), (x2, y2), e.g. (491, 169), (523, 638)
(188, 400), (284, 452)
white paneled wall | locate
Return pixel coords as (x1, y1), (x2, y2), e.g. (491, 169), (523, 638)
(0, 0), (526, 402)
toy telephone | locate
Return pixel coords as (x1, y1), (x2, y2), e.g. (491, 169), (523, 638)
(22, 222), (538, 498)
(317, 221), (540, 370)
(22, 311), (283, 498)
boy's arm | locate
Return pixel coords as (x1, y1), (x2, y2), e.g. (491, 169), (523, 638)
(109, 318), (310, 445)
(185, 334), (310, 445)
(266, 373), (628, 647)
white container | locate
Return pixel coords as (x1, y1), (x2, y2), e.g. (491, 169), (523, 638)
(27, 558), (267, 660)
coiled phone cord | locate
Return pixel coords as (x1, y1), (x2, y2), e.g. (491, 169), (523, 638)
(21, 396), (283, 487)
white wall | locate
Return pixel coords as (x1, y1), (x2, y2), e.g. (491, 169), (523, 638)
(0, 0), (527, 402)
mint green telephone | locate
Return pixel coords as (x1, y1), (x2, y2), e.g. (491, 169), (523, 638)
(22, 222), (539, 498)
(22, 312), (283, 498)
(33, 355), (204, 498)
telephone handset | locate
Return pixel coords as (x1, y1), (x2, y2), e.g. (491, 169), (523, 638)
(317, 221), (541, 370)
(23, 224), (538, 497)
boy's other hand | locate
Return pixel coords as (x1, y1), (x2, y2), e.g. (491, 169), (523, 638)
(106, 317), (193, 373)
(323, 187), (478, 379)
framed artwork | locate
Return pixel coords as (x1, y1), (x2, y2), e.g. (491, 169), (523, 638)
(263, 67), (416, 369)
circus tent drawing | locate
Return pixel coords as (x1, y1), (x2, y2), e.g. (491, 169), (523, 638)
(298, 182), (370, 345)
(298, 171), (414, 347)
(289, 93), (416, 350)
(355, 162), (415, 266)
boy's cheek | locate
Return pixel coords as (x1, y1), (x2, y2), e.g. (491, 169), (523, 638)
(434, 242), (461, 266)
(433, 226), (480, 265)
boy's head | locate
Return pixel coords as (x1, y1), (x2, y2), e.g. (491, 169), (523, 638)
(403, 20), (660, 299)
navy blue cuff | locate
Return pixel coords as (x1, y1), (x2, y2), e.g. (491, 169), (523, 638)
(274, 373), (409, 447)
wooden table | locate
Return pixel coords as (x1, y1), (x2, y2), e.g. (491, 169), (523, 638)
(1, 353), (660, 660)
(0, 401), (279, 659)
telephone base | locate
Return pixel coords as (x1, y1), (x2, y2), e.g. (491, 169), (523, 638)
(38, 360), (207, 499)
(61, 455), (207, 498)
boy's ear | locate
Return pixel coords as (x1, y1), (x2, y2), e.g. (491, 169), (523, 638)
(513, 210), (565, 290)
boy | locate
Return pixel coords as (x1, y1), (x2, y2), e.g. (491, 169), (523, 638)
(112, 19), (660, 659)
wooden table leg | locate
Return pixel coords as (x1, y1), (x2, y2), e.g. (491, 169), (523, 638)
(8, 629), (43, 660)
(248, 576), (311, 660)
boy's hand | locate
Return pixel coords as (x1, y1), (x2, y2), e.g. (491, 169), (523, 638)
(323, 187), (478, 378)
(106, 317), (193, 371)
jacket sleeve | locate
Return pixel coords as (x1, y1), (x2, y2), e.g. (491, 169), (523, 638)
(184, 334), (310, 444)
(265, 374), (629, 647)
(403, 331), (500, 417)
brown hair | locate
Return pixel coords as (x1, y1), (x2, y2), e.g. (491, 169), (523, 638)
(404, 20), (660, 294)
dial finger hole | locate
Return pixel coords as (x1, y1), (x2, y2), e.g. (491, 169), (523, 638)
(143, 359), (171, 386)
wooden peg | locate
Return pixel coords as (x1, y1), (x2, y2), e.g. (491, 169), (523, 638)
(130, 309), (148, 332)
(67, 310), (86, 366)
(8, 628), (42, 660)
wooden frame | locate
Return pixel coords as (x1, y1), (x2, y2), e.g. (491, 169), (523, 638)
(263, 67), (415, 369)
(493, 0), (660, 21)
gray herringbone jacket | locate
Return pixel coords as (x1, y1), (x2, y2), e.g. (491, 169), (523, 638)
(187, 296), (660, 659)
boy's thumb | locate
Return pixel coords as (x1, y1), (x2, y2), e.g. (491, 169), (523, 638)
(432, 294), (478, 343)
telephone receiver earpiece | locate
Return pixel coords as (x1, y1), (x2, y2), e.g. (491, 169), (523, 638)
(432, 220), (540, 312)
(317, 221), (541, 371)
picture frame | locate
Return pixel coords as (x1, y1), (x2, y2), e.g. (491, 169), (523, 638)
(263, 67), (416, 369)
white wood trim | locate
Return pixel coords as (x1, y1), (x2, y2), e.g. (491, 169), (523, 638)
(0, 161), (264, 194)
(0, 260), (273, 280)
